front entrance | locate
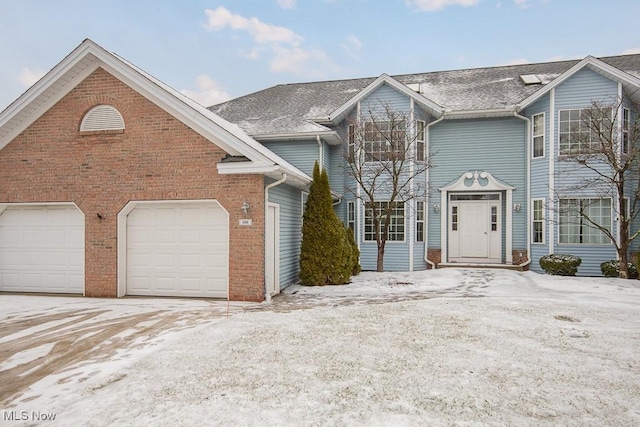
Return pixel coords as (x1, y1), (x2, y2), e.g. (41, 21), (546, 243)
(448, 194), (501, 263)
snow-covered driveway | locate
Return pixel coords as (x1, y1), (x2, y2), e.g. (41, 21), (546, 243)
(1, 269), (640, 426)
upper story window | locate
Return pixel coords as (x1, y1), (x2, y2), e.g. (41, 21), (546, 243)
(558, 108), (612, 155)
(364, 120), (406, 162)
(622, 108), (630, 154)
(80, 105), (124, 132)
(532, 113), (545, 158)
(416, 120), (425, 162)
(347, 124), (356, 160)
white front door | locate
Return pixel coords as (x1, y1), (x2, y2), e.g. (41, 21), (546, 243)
(460, 202), (488, 258)
(448, 197), (501, 263)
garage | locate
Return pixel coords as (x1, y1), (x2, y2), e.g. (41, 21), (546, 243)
(0, 204), (85, 294)
(125, 201), (229, 298)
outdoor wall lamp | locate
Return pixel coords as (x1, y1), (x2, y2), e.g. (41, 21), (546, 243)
(513, 203), (521, 212)
(241, 201), (250, 215)
(433, 204), (440, 213)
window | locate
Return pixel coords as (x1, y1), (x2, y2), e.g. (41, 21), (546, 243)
(416, 201), (424, 242)
(416, 120), (425, 162)
(490, 206), (497, 231)
(558, 108), (612, 155)
(348, 124), (356, 160)
(347, 201), (355, 232)
(451, 206), (458, 231)
(364, 121), (406, 161)
(532, 113), (545, 158)
(364, 201), (405, 242)
(559, 198), (611, 244)
(532, 199), (545, 244)
(80, 105), (124, 132)
(622, 108), (630, 154)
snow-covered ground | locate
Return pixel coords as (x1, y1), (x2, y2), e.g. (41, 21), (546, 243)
(1, 269), (639, 426)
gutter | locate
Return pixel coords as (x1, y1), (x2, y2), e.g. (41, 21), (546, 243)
(513, 110), (532, 268)
(264, 172), (287, 302)
(424, 115), (445, 269)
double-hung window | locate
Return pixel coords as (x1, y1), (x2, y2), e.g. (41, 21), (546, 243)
(348, 124), (356, 160)
(415, 201), (424, 242)
(347, 201), (356, 232)
(364, 121), (406, 161)
(532, 113), (545, 158)
(416, 120), (425, 162)
(532, 199), (545, 243)
(622, 108), (630, 154)
(364, 201), (405, 242)
(559, 198), (611, 244)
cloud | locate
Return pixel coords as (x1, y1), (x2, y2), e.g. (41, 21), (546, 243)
(341, 35), (362, 58)
(513, 0), (530, 8)
(205, 6), (303, 46)
(622, 47), (640, 55)
(18, 67), (46, 87)
(180, 75), (232, 106)
(204, 7), (339, 79)
(406, 0), (480, 12)
(277, 0), (296, 9)
(271, 46), (339, 78)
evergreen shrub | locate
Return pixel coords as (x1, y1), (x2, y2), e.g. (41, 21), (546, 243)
(539, 254), (582, 276)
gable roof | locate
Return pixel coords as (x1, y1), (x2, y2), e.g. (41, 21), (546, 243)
(210, 53), (640, 134)
(0, 39), (311, 188)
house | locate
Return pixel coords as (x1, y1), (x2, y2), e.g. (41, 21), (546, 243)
(1, 39), (639, 301)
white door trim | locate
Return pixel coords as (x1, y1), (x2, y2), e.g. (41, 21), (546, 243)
(265, 202), (280, 297)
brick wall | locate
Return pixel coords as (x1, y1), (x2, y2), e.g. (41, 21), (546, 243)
(0, 68), (266, 301)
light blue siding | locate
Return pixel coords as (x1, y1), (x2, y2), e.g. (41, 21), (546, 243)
(266, 179), (303, 289)
(553, 245), (617, 276)
(262, 140), (319, 177)
(428, 117), (527, 253)
(555, 68), (618, 110)
(361, 84), (411, 115)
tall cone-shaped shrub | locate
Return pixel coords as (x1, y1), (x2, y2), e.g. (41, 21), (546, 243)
(345, 225), (361, 276)
(300, 162), (353, 285)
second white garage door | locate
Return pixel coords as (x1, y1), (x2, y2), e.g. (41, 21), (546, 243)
(126, 202), (229, 298)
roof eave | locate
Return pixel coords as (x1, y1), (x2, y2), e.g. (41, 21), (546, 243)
(443, 107), (517, 120)
(253, 130), (342, 145)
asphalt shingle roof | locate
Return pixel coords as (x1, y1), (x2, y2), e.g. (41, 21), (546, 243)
(209, 54), (640, 137)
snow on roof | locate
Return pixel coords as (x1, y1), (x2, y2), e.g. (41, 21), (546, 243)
(210, 54), (640, 136)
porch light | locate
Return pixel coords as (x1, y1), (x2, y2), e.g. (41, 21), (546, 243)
(513, 203), (521, 212)
(241, 201), (250, 215)
(433, 204), (440, 213)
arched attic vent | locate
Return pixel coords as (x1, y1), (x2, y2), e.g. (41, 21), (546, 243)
(80, 105), (125, 131)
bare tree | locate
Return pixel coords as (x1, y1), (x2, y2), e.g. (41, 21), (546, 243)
(345, 101), (431, 271)
(556, 98), (640, 278)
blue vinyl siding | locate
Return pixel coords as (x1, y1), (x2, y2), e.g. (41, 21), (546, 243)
(555, 68), (618, 110)
(361, 84), (411, 115)
(266, 179), (303, 289)
(428, 117), (527, 251)
(262, 140), (318, 177)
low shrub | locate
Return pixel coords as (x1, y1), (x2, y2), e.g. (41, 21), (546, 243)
(539, 254), (582, 276)
(600, 260), (638, 279)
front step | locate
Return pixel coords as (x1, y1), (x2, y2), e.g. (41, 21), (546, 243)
(437, 262), (524, 271)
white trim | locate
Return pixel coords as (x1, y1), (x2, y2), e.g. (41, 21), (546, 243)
(409, 98), (415, 271)
(266, 202), (281, 297)
(327, 74), (443, 124)
(116, 199), (228, 298)
(532, 112), (545, 159)
(532, 198), (546, 245)
(548, 88), (556, 254)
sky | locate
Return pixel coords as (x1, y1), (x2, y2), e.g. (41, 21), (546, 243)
(1, 0), (639, 111)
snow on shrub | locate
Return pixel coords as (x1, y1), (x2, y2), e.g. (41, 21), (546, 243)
(539, 254), (582, 276)
(600, 260), (638, 279)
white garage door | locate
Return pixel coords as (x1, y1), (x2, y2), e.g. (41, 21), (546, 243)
(0, 205), (84, 294)
(126, 202), (229, 298)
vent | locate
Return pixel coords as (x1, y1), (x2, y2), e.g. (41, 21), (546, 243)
(406, 83), (422, 93)
(520, 74), (542, 85)
(80, 105), (124, 131)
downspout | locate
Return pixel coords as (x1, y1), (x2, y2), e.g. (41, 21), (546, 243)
(316, 135), (323, 170)
(264, 172), (287, 302)
(513, 110), (532, 268)
(424, 115), (445, 269)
